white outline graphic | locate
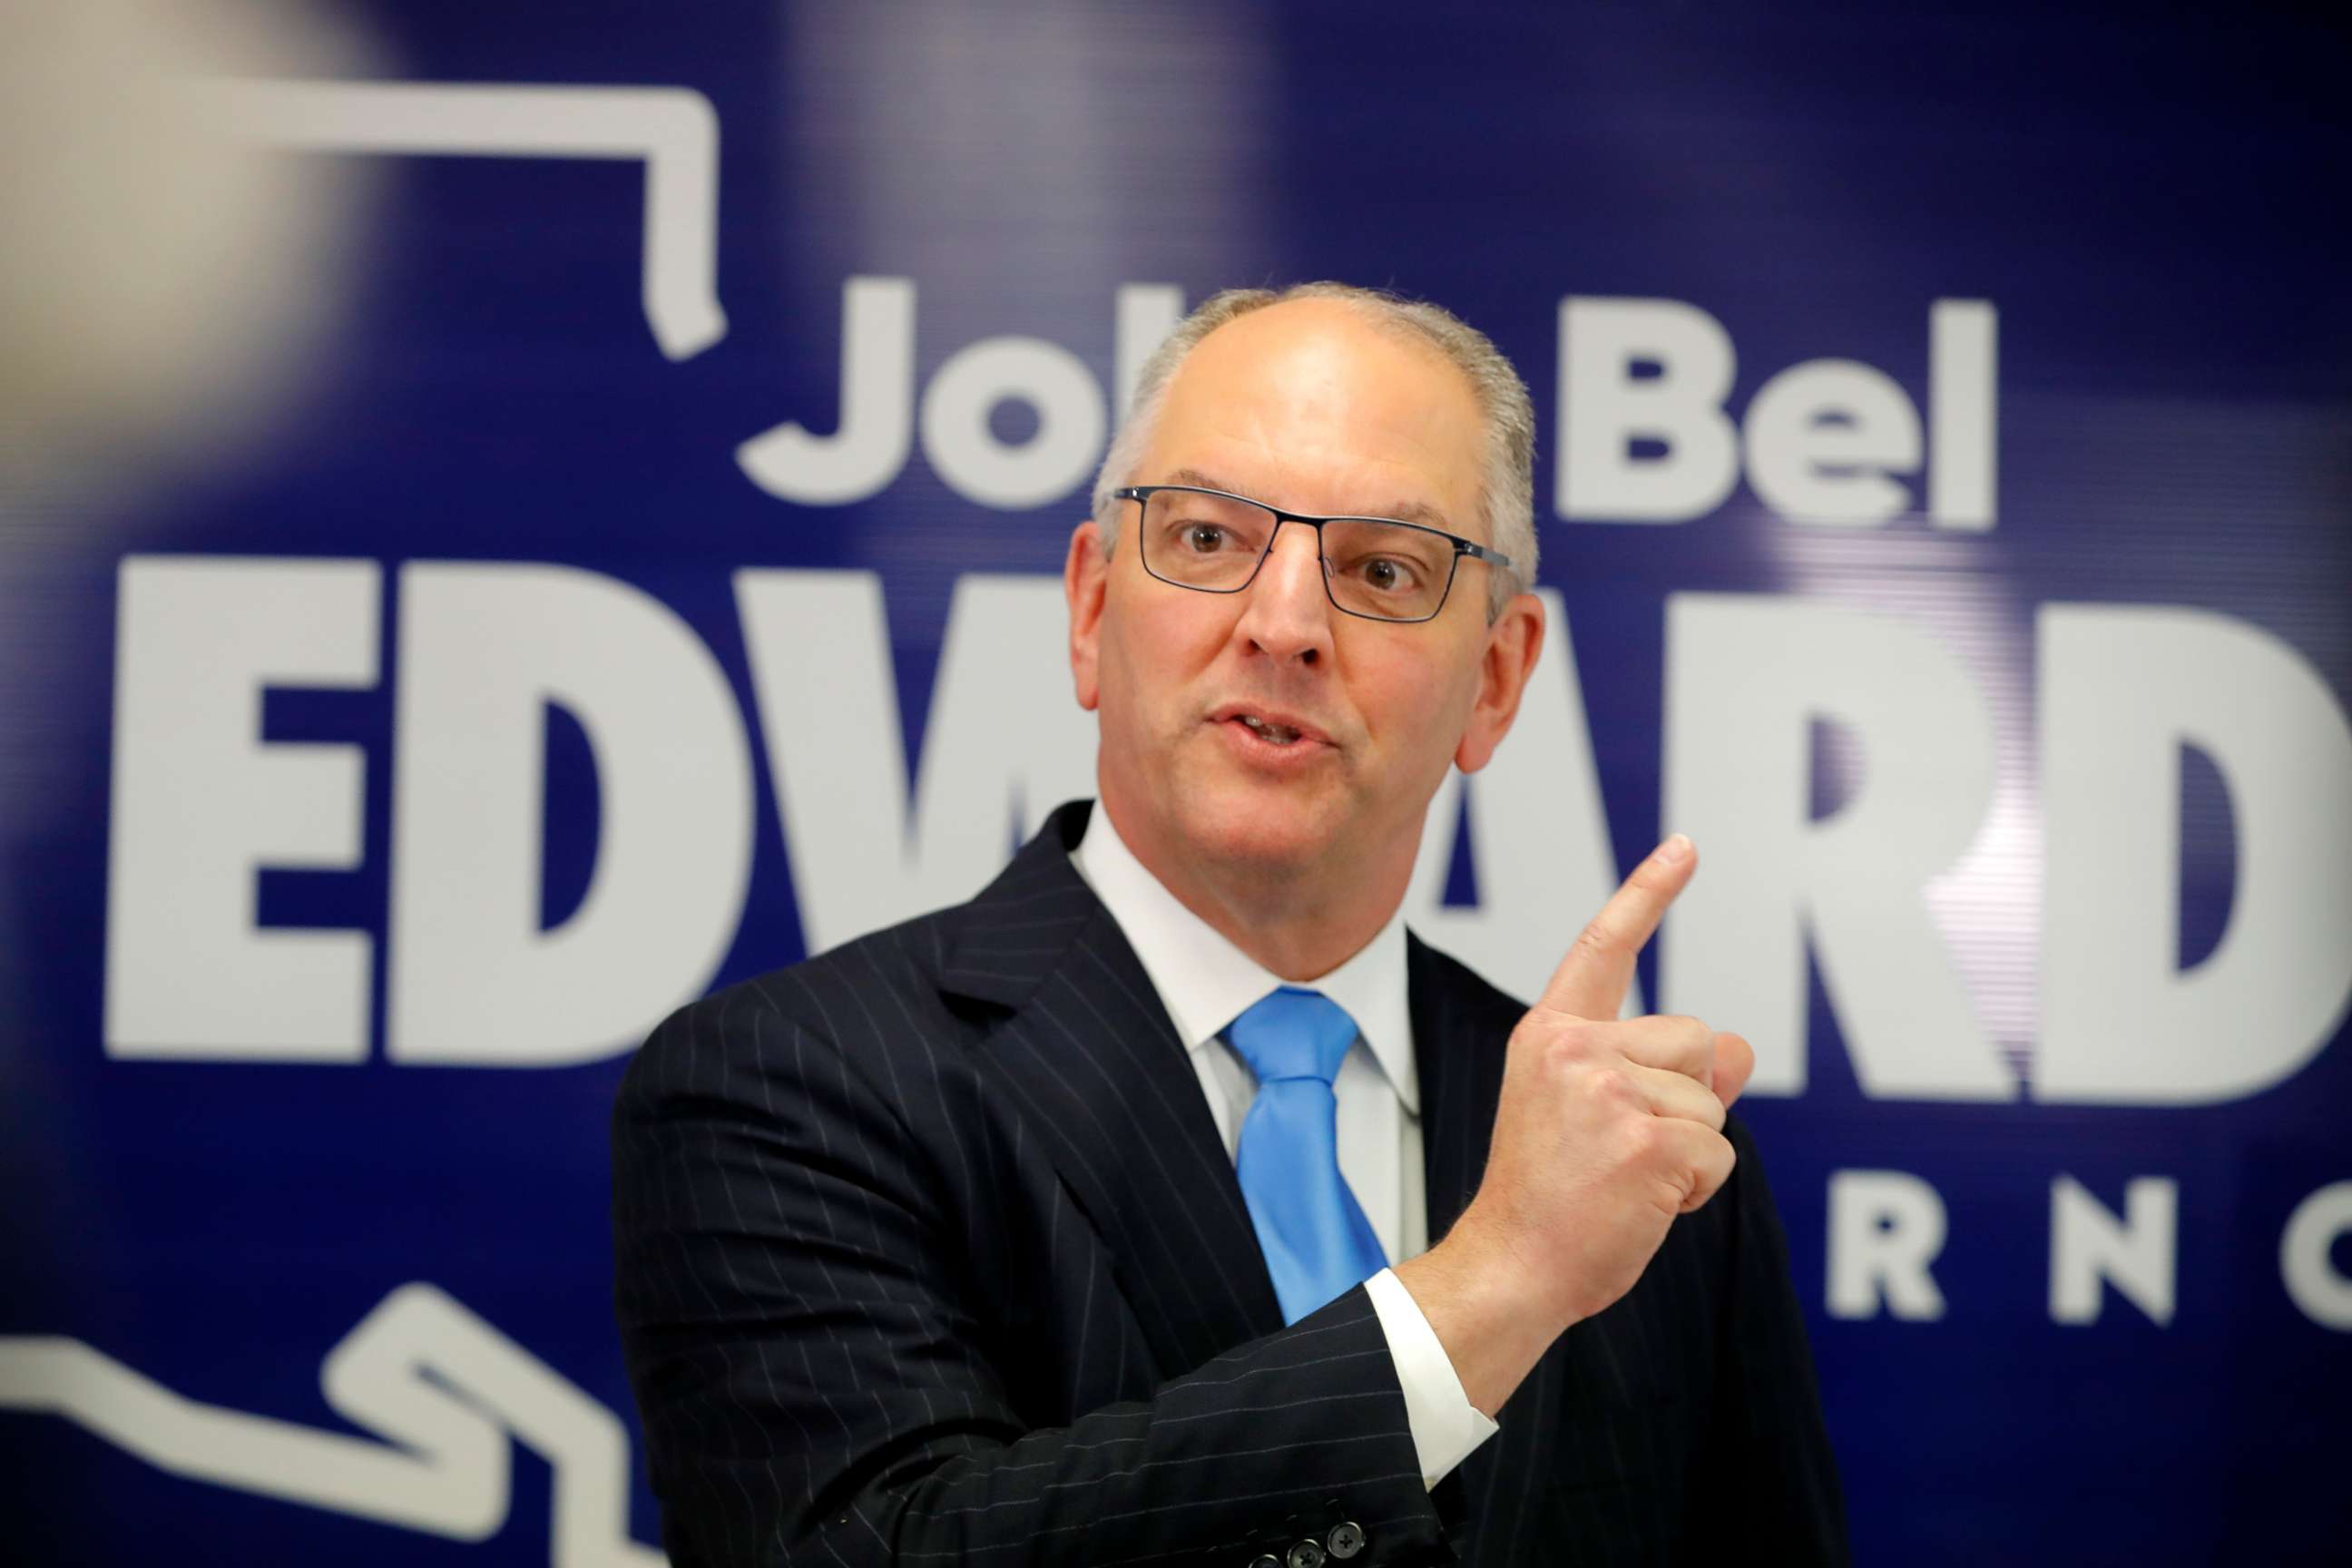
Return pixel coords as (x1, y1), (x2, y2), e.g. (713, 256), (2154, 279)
(208, 80), (728, 360)
(0, 1283), (664, 1566)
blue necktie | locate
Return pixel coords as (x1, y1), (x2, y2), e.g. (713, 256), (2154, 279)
(1226, 986), (1390, 1324)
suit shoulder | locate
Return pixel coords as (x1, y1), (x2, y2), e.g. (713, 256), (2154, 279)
(636, 902), (965, 1067)
(614, 906), (977, 1152)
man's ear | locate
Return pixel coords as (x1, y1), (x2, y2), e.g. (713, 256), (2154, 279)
(1065, 518), (1109, 711)
(1455, 591), (1545, 774)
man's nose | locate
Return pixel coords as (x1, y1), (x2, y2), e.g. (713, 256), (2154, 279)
(1232, 521), (1336, 665)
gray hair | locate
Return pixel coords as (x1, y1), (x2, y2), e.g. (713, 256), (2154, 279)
(1089, 281), (1538, 615)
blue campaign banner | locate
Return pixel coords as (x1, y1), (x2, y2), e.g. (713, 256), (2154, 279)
(3, 3), (2347, 1563)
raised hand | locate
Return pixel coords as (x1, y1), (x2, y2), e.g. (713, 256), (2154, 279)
(1393, 834), (1755, 1414)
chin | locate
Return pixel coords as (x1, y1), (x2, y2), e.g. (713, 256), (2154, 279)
(1168, 779), (1343, 876)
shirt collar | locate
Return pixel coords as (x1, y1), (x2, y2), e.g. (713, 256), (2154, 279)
(1069, 799), (1418, 1114)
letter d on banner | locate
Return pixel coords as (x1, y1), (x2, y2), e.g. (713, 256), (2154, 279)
(2038, 605), (2352, 1102)
(387, 564), (751, 1065)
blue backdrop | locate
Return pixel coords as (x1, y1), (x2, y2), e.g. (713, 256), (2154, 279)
(4, 3), (2347, 1563)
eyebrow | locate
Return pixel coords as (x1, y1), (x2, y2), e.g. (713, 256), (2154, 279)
(1160, 467), (1460, 534)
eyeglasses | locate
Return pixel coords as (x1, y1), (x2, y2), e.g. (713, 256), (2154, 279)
(1112, 485), (1513, 623)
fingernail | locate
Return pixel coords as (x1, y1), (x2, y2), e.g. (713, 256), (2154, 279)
(1657, 833), (1693, 865)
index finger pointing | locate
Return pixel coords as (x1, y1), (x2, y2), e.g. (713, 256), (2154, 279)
(1538, 833), (1697, 1020)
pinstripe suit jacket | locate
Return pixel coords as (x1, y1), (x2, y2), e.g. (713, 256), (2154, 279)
(613, 799), (1846, 1567)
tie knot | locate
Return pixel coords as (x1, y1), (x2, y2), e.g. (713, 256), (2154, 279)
(1225, 986), (1360, 1088)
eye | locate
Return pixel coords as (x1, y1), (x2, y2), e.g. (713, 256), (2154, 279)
(1354, 555), (1421, 593)
(1183, 523), (1229, 553)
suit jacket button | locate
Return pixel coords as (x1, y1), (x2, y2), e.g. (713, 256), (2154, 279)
(1249, 1556), (1280, 1568)
(1287, 1542), (1327, 1568)
(1327, 1521), (1367, 1559)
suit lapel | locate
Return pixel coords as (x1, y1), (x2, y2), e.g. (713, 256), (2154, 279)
(942, 801), (1284, 1376)
(941, 814), (1535, 1407)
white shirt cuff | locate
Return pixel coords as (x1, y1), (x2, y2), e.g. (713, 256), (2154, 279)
(1363, 1266), (1500, 1489)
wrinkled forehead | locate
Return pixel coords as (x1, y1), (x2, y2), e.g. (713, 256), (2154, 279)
(1147, 300), (1489, 539)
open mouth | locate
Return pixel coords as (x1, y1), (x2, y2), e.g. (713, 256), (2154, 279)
(1209, 702), (1332, 757)
(1236, 713), (1304, 746)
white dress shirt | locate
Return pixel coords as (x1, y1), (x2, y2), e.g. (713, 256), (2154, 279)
(1070, 803), (1498, 1489)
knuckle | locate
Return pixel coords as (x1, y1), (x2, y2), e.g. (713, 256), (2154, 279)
(1681, 1135), (1737, 1211)
(1517, 1014), (1572, 1062)
(1584, 1063), (1637, 1108)
(1570, 923), (1620, 966)
(1658, 1168), (1698, 1216)
(1617, 1115), (1663, 1163)
(1547, 1019), (1605, 1063)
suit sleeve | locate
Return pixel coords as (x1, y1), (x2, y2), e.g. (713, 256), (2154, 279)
(1690, 1117), (1850, 1565)
(612, 992), (1452, 1568)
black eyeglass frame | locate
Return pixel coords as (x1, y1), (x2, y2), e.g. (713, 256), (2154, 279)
(1112, 484), (1514, 625)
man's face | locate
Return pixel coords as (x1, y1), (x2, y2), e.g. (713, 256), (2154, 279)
(1066, 298), (1543, 894)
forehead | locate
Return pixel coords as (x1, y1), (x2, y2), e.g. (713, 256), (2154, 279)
(1144, 299), (1488, 535)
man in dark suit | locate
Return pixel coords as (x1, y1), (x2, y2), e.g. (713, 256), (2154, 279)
(613, 283), (1847, 1566)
